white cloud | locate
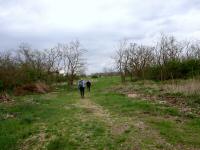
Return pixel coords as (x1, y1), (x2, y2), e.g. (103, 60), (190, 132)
(1, 0), (200, 73)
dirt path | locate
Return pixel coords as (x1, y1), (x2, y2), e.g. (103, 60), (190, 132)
(77, 98), (173, 149)
(77, 98), (131, 135)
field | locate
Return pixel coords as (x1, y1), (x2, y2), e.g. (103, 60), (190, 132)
(0, 77), (200, 150)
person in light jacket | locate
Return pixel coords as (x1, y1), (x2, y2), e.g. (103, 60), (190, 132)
(78, 80), (86, 98)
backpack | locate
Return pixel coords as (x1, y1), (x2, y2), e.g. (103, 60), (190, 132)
(79, 80), (84, 88)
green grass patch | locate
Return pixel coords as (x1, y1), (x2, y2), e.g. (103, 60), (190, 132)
(1, 76), (200, 149)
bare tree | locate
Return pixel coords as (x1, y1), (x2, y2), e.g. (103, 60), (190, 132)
(44, 47), (62, 73)
(187, 42), (200, 59)
(155, 34), (183, 80)
(17, 43), (49, 81)
(113, 39), (129, 82)
(128, 43), (154, 79)
(60, 40), (86, 87)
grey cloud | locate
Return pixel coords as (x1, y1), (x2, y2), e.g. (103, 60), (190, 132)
(1, 0), (200, 73)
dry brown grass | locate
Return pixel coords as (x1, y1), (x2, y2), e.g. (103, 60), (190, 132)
(14, 82), (50, 96)
(164, 79), (200, 95)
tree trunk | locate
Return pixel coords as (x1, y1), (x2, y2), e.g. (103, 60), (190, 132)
(120, 72), (125, 83)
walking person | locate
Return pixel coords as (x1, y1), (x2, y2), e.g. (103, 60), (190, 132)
(86, 80), (91, 92)
(78, 79), (85, 98)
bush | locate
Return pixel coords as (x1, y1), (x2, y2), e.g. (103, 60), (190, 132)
(91, 75), (98, 78)
(144, 59), (200, 80)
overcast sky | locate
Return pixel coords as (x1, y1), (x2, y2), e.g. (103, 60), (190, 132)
(1, 0), (200, 73)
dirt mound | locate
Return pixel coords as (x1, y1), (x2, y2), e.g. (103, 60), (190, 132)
(14, 82), (50, 96)
(0, 92), (12, 102)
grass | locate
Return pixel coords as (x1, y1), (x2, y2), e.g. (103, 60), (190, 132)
(0, 76), (200, 149)
(112, 78), (200, 114)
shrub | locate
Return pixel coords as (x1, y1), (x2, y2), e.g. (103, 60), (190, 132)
(91, 75), (98, 78)
(144, 59), (200, 80)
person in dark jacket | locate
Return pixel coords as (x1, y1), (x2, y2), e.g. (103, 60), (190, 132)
(86, 80), (91, 92)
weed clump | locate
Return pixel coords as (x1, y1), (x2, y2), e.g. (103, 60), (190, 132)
(0, 92), (12, 102)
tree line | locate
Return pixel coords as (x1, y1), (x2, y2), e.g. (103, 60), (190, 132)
(114, 34), (200, 82)
(0, 40), (86, 92)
